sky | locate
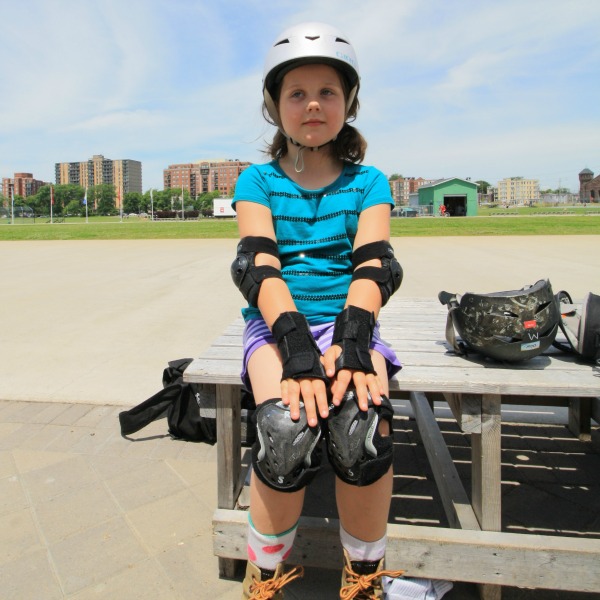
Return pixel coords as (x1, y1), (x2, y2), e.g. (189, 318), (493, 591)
(1, 0), (599, 193)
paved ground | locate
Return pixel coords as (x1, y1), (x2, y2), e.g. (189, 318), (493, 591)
(1, 236), (599, 599)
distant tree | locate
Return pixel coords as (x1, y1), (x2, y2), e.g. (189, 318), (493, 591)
(123, 192), (143, 214)
(195, 191), (221, 213)
(89, 184), (116, 215)
(27, 186), (49, 214)
(388, 173), (403, 181)
(34, 184), (83, 215)
(475, 180), (491, 194)
(66, 199), (83, 216)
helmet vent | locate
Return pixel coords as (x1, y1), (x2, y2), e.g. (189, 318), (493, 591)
(491, 310), (518, 318)
(335, 37), (350, 44)
(274, 39), (290, 47)
(536, 301), (552, 314)
(305, 35), (320, 41)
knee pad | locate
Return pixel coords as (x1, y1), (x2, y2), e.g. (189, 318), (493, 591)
(325, 390), (394, 486)
(252, 398), (322, 493)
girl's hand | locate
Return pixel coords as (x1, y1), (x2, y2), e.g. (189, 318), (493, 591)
(323, 344), (384, 411)
(281, 377), (329, 427)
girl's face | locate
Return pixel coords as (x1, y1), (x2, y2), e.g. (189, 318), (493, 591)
(277, 63), (346, 148)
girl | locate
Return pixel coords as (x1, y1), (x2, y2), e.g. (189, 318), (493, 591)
(231, 22), (404, 599)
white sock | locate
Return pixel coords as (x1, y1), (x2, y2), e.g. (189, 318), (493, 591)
(247, 515), (298, 571)
(340, 524), (387, 562)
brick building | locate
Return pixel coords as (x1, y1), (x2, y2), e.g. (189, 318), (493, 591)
(2, 173), (49, 199)
(579, 168), (600, 202)
(163, 159), (251, 198)
(389, 176), (436, 205)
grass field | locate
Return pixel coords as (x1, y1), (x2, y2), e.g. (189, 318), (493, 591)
(0, 213), (598, 241)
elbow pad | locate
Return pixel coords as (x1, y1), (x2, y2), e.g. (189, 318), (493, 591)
(230, 236), (282, 307)
(351, 240), (403, 306)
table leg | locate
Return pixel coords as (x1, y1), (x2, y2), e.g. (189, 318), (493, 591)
(470, 393), (502, 600)
(568, 397), (592, 441)
(216, 383), (242, 578)
(471, 393), (502, 531)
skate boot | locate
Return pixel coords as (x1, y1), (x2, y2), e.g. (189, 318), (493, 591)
(340, 549), (404, 599)
(241, 561), (304, 599)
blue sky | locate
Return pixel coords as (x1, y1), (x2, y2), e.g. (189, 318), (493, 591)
(1, 0), (599, 192)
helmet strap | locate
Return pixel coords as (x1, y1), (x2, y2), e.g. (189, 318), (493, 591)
(291, 137), (337, 173)
(294, 145), (306, 173)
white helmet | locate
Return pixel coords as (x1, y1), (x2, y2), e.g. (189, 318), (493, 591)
(263, 22), (360, 128)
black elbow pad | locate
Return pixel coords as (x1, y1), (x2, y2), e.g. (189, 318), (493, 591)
(231, 236), (282, 306)
(351, 241), (403, 305)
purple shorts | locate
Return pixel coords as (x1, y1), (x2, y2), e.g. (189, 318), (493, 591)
(241, 317), (402, 391)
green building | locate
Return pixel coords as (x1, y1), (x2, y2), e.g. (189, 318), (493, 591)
(417, 178), (478, 216)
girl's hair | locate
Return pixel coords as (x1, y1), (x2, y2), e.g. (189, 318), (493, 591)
(262, 67), (367, 163)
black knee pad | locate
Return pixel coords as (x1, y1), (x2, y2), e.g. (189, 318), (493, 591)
(325, 390), (394, 486)
(252, 398), (322, 493)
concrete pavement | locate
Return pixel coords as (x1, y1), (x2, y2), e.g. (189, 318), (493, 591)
(1, 236), (598, 407)
(1, 236), (599, 599)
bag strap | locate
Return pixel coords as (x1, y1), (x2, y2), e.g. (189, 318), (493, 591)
(119, 383), (183, 437)
(552, 290), (579, 355)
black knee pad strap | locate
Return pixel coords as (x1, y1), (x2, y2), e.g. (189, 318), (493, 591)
(252, 398), (322, 493)
(325, 390), (394, 486)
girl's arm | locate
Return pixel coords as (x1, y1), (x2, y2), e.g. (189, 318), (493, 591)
(235, 200), (329, 426)
(324, 203), (393, 409)
(235, 201), (295, 324)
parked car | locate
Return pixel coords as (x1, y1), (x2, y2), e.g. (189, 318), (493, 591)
(398, 207), (419, 217)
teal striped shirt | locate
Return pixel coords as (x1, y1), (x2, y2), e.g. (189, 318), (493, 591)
(232, 160), (394, 325)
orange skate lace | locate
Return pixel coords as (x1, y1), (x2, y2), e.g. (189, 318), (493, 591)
(249, 566), (304, 599)
(340, 564), (405, 600)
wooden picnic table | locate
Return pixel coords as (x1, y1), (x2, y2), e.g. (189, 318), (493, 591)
(184, 297), (600, 599)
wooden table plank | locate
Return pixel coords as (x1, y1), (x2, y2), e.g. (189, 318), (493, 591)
(214, 509), (600, 592)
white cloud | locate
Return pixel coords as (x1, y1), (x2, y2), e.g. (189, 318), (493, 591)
(1, 0), (599, 191)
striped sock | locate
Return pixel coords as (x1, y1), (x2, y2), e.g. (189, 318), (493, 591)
(247, 516), (298, 571)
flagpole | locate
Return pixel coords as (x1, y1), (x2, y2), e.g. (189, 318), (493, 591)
(150, 189), (154, 221)
(85, 187), (88, 223)
(50, 185), (53, 224)
(11, 185), (14, 225)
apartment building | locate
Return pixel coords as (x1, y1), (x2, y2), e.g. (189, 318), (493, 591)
(496, 177), (539, 205)
(390, 176), (436, 205)
(2, 173), (49, 199)
(55, 154), (142, 207)
(163, 159), (251, 198)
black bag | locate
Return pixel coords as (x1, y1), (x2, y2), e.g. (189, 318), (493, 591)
(118, 358), (217, 444)
(553, 291), (600, 365)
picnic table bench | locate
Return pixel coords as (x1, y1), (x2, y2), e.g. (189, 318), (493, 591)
(184, 297), (600, 599)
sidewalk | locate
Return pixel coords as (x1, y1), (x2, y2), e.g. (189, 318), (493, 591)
(1, 237), (599, 599)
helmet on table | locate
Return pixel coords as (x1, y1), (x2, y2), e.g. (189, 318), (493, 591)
(439, 279), (560, 362)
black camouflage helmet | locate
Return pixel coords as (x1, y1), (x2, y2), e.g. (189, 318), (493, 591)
(439, 279), (560, 362)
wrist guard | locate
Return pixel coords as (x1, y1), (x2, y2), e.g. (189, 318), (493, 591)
(332, 305), (376, 374)
(272, 312), (328, 382)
